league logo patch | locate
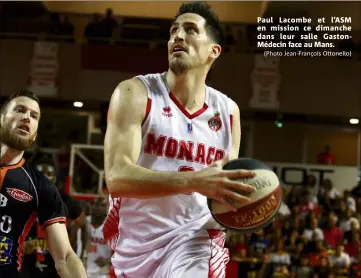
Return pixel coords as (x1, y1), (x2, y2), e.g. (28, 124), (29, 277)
(6, 188), (33, 202)
(0, 236), (13, 265)
(208, 111), (222, 132)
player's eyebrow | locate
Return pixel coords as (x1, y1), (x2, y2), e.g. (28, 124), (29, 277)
(14, 104), (40, 118)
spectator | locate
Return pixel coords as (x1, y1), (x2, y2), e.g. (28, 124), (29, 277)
(323, 212), (344, 249)
(313, 256), (332, 277)
(291, 256), (313, 278)
(344, 230), (361, 263)
(269, 239), (291, 267)
(304, 217), (324, 242)
(328, 244), (351, 276)
(340, 208), (359, 232)
(300, 189), (320, 219)
(99, 8), (117, 38)
(344, 190), (357, 212)
(317, 144), (335, 165)
(84, 13), (102, 42)
(249, 229), (271, 259)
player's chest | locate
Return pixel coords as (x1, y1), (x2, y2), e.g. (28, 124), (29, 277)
(0, 170), (37, 212)
(148, 104), (226, 144)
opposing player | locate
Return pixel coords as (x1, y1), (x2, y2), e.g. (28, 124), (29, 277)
(103, 2), (256, 277)
(0, 90), (87, 278)
(21, 162), (90, 278)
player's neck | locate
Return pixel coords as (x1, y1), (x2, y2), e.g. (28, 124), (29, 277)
(166, 69), (207, 107)
(0, 143), (24, 166)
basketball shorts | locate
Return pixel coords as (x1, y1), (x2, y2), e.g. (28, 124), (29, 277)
(112, 229), (229, 278)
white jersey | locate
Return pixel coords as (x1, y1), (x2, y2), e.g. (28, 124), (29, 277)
(87, 220), (112, 276)
(106, 72), (234, 276)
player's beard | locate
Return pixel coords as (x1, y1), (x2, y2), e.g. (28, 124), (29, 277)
(0, 123), (35, 151)
(169, 58), (190, 76)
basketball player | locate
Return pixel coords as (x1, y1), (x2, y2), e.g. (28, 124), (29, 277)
(21, 163), (90, 278)
(0, 90), (87, 278)
(103, 2), (256, 277)
(86, 198), (112, 278)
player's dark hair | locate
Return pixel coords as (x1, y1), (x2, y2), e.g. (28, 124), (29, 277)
(1, 90), (40, 115)
(175, 1), (224, 46)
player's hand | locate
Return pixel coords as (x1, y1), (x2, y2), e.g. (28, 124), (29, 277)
(190, 156), (256, 211)
(95, 257), (107, 267)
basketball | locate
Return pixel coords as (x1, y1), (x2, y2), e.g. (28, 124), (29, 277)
(208, 158), (282, 233)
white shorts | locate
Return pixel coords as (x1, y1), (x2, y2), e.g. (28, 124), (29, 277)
(112, 229), (229, 278)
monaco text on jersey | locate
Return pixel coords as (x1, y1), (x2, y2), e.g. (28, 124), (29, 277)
(144, 132), (225, 165)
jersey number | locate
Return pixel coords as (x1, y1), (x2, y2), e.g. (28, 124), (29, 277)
(178, 166), (195, 195)
(0, 216), (12, 234)
(89, 244), (97, 253)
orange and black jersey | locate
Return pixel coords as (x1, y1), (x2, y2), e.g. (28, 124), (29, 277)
(0, 159), (66, 277)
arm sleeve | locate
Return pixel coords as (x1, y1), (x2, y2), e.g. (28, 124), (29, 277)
(37, 176), (67, 229)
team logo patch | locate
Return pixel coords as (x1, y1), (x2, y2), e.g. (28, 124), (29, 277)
(162, 106), (173, 117)
(6, 188), (33, 202)
(208, 111), (222, 132)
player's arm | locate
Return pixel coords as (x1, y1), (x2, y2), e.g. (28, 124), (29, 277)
(37, 174), (86, 277)
(105, 78), (192, 198)
(45, 223), (87, 278)
(229, 100), (241, 160)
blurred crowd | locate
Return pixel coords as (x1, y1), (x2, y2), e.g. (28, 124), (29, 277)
(225, 175), (361, 278)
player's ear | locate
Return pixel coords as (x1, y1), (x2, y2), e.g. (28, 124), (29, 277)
(209, 43), (221, 60)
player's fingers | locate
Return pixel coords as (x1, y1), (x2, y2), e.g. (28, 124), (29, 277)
(220, 188), (252, 211)
(221, 179), (256, 193)
(220, 169), (256, 180)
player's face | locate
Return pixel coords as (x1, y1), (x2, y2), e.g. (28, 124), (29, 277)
(92, 198), (108, 217)
(0, 97), (40, 151)
(168, 13), (221, 74)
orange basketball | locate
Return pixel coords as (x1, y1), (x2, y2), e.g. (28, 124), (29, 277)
(208, 158), (282, 233)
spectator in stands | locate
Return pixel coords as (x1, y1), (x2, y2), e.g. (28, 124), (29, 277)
(317, 144), (335, 165)
(291, 256), (313, 278)
(329, 244), (351, 276)
(84, 13), (102, 43)
(340, 207), (359, 232)
(269, 239), (291, 268)
(99, 8), (117, 38)
(344, 230), (361, 263)
(58, 15), (74, 38)
(50, 13), (74, 39)
(300, 189), (320, 219)
(313, 256), (332, 278)
(344, 190), (357, 212)
(304, 217), (324, 242)
(249, 229), (271, 259)
(323, 212), (344, 249)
